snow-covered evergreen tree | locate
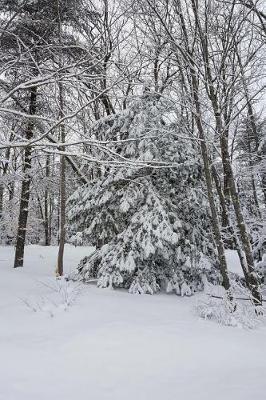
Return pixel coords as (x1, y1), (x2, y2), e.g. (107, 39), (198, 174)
(68, 94), (218, 294)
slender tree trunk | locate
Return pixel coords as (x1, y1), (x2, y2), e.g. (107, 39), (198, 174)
(8, 180), (14, 202)
(56, 123), (66, 276)
(262, 175), (266, 206)
(49, 194), (53, 244)
(212, 165), (229, 229)
(212, 165), (249, 281)
(220, 134), (262, 306)
(14, 86), (37, 268)
(249, 153), (261, 219)
(0, 184), (3, 226)
(211, 87), (262, 305)
(211, 101), (262, 305)
(56, 82), (66, 276)
(212, 164), (234, 248)
(44, 195), (49, 246)
(189, 71), (231, 294)
(56, 2), (66, 276)
(44, 156), (50, 246)
(100, 0), (115, 117)
(219, 131), (232, 230)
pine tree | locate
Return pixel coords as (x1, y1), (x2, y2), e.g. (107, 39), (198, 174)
(69, 94), (218, 294)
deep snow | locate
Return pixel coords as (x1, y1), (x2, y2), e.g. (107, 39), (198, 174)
(0, 245), (266, 400)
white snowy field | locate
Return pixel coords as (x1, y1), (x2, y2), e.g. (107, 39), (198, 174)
(0, 245), (266, 400)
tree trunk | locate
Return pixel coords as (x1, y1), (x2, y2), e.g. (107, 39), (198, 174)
(212, 165), (235, 248)
(212, 165), (250, 282)
(189, 70), (231, 293)
(56, 112), (66, 275)
(220, 134), (262, 306)
(0, 184), (3, 220)
(211, 101), (262, 305)
(44, 156), (50, 246)
(0, 184), (3, 240)
(56, 140), (66, 276)
(14, 86), (37, 268)
(56, 2), (66, 276)
(262, 174), (266, 207)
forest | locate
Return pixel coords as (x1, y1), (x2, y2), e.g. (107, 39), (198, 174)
(0, 0), (266, 399)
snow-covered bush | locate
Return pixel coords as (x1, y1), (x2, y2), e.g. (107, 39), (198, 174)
(196, 295), (264, 329)
(196, 281), (265, 328)
(69, 94), (218, 294)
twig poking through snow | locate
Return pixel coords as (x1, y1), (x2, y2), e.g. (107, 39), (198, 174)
(20, 278), (83, 317)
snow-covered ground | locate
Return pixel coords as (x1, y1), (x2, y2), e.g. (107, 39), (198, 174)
(0, 245), (266, 400)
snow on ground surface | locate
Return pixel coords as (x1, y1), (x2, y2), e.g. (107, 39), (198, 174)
(0, 245), (266, 400)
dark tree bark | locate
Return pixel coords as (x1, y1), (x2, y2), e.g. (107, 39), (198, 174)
(14, 86), (37, 268)
(56, 123), (66, 276)
(44, 156), (51, 246)
(56, 1), (66, 276)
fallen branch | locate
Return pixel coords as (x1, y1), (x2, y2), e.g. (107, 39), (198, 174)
(207, 294), (266, 302)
